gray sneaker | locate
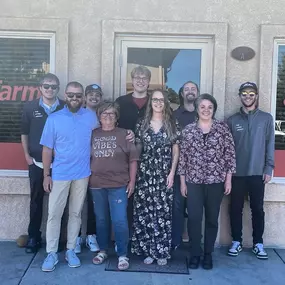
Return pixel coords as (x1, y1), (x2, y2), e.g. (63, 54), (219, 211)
(42, 252), (58, 272)
(65, 249), (81, 268)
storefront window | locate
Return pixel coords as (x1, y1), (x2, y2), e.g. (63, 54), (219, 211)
(0, 35), (52, 171)
(273, 44), (285, 177)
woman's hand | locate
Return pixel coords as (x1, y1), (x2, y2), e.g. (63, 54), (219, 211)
(224, 178), (232, 195)
(43, 176), (53, 193)
(180, 182), (187, 198)
(126, 181), (135, 198)
(166, 172), (175, 189)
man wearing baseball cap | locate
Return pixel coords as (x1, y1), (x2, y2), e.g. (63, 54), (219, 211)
(227, 82), (275, 259)
(85, 84), (103, 112)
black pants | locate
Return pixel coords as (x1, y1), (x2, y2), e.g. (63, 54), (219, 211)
(229, 176), (265, 245)
(28, 164), (45, 240)
(186, 182), (224, 256)
(172, 175), (187, 246)
(79, 189), (96, 236)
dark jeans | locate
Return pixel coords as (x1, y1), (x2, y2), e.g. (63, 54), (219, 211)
(186, 182), (224, 256)
(172, 175), (187, 247)
(79, 189), (96, 236)
(28, 164), (45, 240)
(229, 176), (265, 245)
(90, 187), (129, 256)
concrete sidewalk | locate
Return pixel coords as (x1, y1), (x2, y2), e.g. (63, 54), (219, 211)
(1, 242), (285, 285)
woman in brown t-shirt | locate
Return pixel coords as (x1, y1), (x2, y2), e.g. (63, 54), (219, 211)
(90, 101), (139, 271)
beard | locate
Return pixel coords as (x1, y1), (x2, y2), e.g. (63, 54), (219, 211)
(66, 100), (82, 113)
(241, 97), (257, 108)
(184, 92), (196, 103)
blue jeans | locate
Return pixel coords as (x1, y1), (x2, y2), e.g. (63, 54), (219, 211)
(172, 175), (186, 247)
(90, 187), (129, 257)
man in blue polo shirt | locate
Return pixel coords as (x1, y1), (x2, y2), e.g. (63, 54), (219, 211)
(40, 81), (99, 272)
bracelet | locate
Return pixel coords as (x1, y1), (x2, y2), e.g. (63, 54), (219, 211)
(44, 174), (51, 177)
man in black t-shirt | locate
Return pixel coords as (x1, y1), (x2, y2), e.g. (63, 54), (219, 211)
(172, 80), (199, 249)
(21, 73), (64, 253)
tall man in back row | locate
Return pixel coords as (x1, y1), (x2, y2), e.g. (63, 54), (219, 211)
(227, 82), (275, 260)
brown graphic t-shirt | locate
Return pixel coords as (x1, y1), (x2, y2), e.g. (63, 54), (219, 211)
(89, 127), (139, 188)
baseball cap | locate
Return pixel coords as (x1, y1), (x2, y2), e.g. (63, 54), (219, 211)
(239, 82), (258, 93)
(85, 84), (103, 96)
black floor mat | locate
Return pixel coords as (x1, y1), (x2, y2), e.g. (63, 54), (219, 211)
(105, 250), (189, 275)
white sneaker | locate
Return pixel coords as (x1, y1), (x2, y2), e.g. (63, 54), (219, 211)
(252, 243), (268, 259)
(228, 241), (242, 257)
(74, 237), (82, 254)
(86, 235), (100, 252)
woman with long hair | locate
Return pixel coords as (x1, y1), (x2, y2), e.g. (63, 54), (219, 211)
(178, 93), (236, 270)
(131, 89), (181, 266)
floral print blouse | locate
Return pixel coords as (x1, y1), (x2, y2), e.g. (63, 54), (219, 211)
(178, 120), (236, 184)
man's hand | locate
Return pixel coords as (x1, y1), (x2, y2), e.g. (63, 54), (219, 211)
(43, 176), (53, 193)
(126, 130), (135, 143)
(126, 181), (135, 198)
(181, 182), (187, 198)
(25, 154), (34, 165)
(263, 174), (272, 184)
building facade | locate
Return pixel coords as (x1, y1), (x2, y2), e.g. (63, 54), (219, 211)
(0, 0), (285, 247)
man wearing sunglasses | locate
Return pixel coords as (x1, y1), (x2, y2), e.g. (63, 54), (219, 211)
(40, 81), (99, 272)
(21, 73), (64, 254)
(227, 82), (275, 260)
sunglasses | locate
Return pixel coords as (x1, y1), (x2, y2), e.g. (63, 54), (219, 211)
(42, 84), (58, 90)
(66, 92), (83, 99)
(241, 91), (257, 97)
(152, 98), (165, 104)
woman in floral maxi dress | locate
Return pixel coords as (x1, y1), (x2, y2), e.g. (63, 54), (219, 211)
(131, 89), (181, 266)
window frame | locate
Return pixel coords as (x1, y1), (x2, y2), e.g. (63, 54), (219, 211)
(0, 31), (55, 177)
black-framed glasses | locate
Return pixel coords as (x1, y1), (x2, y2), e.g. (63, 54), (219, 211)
(42, 84), (58, 90)
(66, 92), (83, 99)
(241, 91), (256, 97)
(101, 112), (116, 118)
(152, 98), (165, 104)
(133, 76), (149, 83)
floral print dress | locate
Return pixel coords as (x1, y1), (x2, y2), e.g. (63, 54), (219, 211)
(131, 120), (180, 260)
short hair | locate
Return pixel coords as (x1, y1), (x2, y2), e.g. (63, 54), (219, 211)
(194, 93), (218, 118)
(131, 65), (151, 80)
(65, 81), (84, 93)
(39, 73), (60, 86)
(97, 100), (120, 120)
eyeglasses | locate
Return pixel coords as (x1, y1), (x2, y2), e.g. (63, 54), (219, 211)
(101, 112), (116, 118)
(152, 98), (165, 104)
(241, 91), (256, 97)
(42, 84), (58, 90)
(133, 76), (149, 83)
(66, 92), (83, 99)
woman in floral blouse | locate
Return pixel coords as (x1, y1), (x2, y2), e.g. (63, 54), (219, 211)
(178, 93), (236, 270)
(131, 89), (181, 266)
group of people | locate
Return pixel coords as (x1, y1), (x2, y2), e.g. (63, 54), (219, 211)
(21, 65), (274, 273)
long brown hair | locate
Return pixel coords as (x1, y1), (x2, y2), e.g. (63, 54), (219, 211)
(141, 89), (177, 142)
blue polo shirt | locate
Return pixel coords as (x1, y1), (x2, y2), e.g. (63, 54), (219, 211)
(40, 106), (99, 180)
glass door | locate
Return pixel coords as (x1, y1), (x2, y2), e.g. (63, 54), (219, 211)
(114, 35), (213, 109)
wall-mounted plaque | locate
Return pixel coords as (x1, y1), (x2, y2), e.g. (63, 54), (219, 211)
(231, 46), (255, 61)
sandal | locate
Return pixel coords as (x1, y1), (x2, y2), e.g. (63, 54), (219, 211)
(118, 256), (129, 271)
(144, 257), (154, 265)
(157, 258), (167, 266)
(92, 252), (108, 265)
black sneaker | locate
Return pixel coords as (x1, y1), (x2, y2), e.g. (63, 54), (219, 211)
(189, 256), (200, 269)
(25, 237), (41, 254)
(202, 253), (213, 270)
(252, 243), (268, 260)
(228, 241), (243, 257)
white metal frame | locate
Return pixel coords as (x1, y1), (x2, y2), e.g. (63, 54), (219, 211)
(270, 39), (285, 184)
(0, 31), (56, 177)
(114, 34), (213, 98)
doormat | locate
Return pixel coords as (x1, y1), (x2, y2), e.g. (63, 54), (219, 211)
(105, 253), (189, 275)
